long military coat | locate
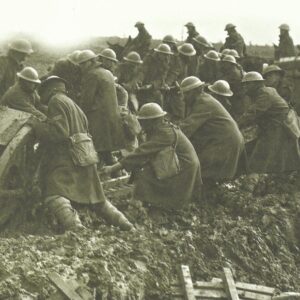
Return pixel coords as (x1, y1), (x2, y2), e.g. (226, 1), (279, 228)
(120, 123), (202, 210)
(241, 86), (300, 173)
(0, 55), (23, 98)
(80, 64), (125, 152)
(34, 91), (106, 204)
(221, 31), (247, 57)
(1, 82), (47, 119)
(277, 33), (295, 59)
(180, 92), (245, 181)
(48, 58), (81, 102)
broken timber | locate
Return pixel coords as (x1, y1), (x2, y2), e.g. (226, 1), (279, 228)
(171, 265), (276, 300)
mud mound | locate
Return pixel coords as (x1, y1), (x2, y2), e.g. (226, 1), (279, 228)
(1, 174), (300, 299)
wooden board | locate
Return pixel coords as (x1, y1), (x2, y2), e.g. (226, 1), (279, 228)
(180, 265), (196, 300)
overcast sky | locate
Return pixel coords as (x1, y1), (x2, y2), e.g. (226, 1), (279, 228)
(0, 0), (299, 47)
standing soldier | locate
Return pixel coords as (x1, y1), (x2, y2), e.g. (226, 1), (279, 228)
(31, 76), (133, 232)
(220, 55), (248, 120)
(274, 24), (295, 60)
(123, 22), (152, 59)
(78, 50), (125, 171)
(140, 43), (173, 107)
(221, 23), (247, 58)
(179, 76), (245, 184)
(47, 50), (82, 103)
(116, 51), (143, 112)
(240, 72), (300, 174)
(98, 48), (119, 74)
(191, 35), (211, 66)
(198, 50), (221, 84)
(0, 39), (33, 98)
(184, 22), (200, 44)
(262, 65), (294, 105)
(1, 67), (47, 120)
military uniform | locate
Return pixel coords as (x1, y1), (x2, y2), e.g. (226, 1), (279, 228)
(276, 33), (295, 59)
(48, 58), (81, 102)
(221, 31), (247, 58)
(34, 91), (105, 204)
(180, 92), (245, 181)
(0, 55), (23, 98)
(185, 31), (200, 44)
(1, 82), (47, 120)
(240, 87), (300, 173)
(80, 63), (125, 153)
(123, 28), (152, 59)
(198, 60), (221, 84)
(120, 122), (202, 210)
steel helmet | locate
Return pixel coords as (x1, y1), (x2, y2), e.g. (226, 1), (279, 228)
(208, 80), (233, 97)
(180, 76), (204, 92)
(77, 50), (98, 64)
(262, 65), (284, 76)
(99, 48), (118, 62)
(225, 23), (236, 31)
(221, 49), (231, 56)
(192, 35), (209, 47)
(242, 71), (264, 83)
(40, 76), (67, 90)
(67, 50), (82, 64)
(123, 51), (143, 64)
(17, 67), (41, 84)
(178, 43), (196, 56)
(204, 50), (220, 61)
(9, 39), (33, 54)
(162, 35), (176, 44)
(137, 103), (167, 119)
(279, 24), (290, 31)
(222, 55), (237, 65)
(154, 43), (173, 55)
(228, 49), (240, 58)
(185, 22), (195, 28)
(135, 21), (144, 27)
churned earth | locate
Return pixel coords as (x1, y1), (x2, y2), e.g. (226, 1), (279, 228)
(1, 173), (300, 299)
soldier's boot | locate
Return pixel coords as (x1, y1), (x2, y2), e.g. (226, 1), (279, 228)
(46, 196), (85, 232)
(97, 200), (134, 231)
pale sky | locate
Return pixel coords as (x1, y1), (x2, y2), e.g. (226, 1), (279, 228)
(0, 0), (299, 47)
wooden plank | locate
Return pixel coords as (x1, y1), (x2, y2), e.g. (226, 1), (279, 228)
(48, 272), (83, 300)
(222, 268), (240, 300)
(194, 281), (274, 295)
(180, 265), (196, 300)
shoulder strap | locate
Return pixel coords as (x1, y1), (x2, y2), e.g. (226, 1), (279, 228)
(171, 125), (178, 149)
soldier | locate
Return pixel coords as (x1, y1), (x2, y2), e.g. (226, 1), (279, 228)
(240, 71), (300, 174)
(47, 50), (82, 102)
(184, 22), (200, 44)
(123, 21), (152, 59)
(140, 43), (173, 107)
(263, 65), (293, 104)
(98, 48), (119, 74)
(192, 35), (211, 66)
(78, 50), (125, 170)
(179, 76), (245, 184)
(207, 80), (233, 113)
(1, 67), (47, 120)
(198, 50), (221, 84)
(0, 39), (33, 98)
(31, 76), (133, 232)
(221, 23), (247, 58)
(220, 55), (248, 119)
(177, 43), (197, 80)
(116, 51), (143, 112)
(274, 24), (295, 60)
(102, 103), (202, 211)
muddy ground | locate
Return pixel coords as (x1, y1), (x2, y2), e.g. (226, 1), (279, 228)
(1, 172), (300, 299)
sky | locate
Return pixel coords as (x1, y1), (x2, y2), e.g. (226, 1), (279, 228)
(0, 0), (299, 47)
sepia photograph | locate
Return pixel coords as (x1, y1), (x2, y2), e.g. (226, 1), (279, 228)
(0, 0), (300, 298)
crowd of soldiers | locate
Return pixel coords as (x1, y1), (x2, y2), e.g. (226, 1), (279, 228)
(0, 21), (299, 232)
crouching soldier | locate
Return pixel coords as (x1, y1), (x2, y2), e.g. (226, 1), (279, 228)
(30, 76), (134, 232)
(102, 103), (202, 211)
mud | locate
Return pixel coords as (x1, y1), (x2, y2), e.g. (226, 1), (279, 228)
(1, 173), (300, 299)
